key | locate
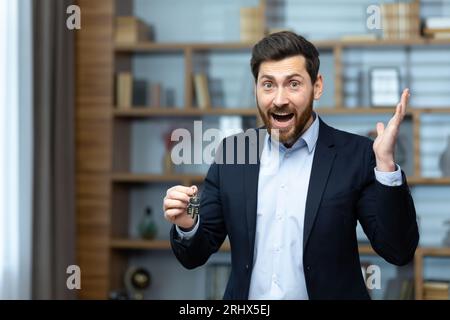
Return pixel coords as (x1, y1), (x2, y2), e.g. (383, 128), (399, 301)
(187, 191), (200, 219)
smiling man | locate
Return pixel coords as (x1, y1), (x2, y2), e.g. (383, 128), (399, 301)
(164, 31), (419, 300)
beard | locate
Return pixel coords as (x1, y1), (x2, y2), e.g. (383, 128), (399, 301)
(256, 92), (314, 146)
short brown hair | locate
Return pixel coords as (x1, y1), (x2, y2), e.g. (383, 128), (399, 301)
(250, 31), (320, 84)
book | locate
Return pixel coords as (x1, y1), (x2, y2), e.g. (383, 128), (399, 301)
(193, 73), (211, 109)
(116, 72), (133, 108)
(149, 83), (161, 107)
(426, 17), (450, 29)
(132, 79), (147, 106)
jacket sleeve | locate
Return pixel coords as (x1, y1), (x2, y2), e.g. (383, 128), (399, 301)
(170, 161), (227, 269)
(357, 140), (419, 266)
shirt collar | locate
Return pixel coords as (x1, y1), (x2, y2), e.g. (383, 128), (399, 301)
(266, 111), (319, 154)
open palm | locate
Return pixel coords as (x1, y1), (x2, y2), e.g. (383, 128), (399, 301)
(373, 88), (410, 171)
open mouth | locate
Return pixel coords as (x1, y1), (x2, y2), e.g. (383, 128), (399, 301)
(271, 112), (294, 122)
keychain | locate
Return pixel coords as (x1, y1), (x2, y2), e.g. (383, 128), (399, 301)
(187, 189), (200, 219)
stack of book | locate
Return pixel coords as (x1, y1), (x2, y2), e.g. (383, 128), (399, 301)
(115, 16), (153, 43)
(240, 0), (266, 42)
(423, 17), (450, 39)
(380, 1), (420, 39)
(423, 280), (449, 300)
(116, 72), (159, 108)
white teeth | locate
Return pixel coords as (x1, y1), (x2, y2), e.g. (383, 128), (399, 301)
(272, 113), (292, 116)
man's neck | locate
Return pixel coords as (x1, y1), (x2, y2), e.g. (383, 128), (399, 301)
(283, 114), (314, 148)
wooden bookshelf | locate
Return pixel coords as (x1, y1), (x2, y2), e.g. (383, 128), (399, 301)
(414, 247), (450, 300)
(113, 107), (450, 118)
(75, 0), (450, 300)
(114, 38), (450, 53)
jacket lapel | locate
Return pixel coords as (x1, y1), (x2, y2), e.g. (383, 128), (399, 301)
(303, 118), (336, 251)
(243, 128), (264, 261)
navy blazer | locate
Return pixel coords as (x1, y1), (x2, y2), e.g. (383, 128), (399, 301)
(170, 116), (419, 300)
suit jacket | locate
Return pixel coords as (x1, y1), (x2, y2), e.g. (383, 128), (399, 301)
(170, 117), (419, 300)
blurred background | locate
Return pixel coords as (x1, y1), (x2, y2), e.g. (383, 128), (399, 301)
(1, 0), (450, 300)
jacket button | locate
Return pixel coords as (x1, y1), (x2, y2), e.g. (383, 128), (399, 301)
(306, 266), (311, 271)
(245, 264), (249, 270)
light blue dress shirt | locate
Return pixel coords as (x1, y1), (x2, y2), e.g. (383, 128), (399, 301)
(177, 112), (403, 299)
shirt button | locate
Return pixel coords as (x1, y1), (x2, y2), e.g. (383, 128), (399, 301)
(281, 184), (285, 189)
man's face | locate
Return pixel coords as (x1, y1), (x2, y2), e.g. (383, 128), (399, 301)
(255, 55), (323, 146)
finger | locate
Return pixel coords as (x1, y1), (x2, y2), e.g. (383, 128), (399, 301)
(376, 122), (385, 137)
(165, 208), (185, 219)
(164, 198), (188, 210)
(190, 185), (198, 195)
(169, 185), (195, 196)
(399, 88), (409, 119)
(167, 190), (190, 203)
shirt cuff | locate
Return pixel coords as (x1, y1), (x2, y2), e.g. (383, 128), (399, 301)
(175, 215), (200, 240)
(374, 164), (403, 187)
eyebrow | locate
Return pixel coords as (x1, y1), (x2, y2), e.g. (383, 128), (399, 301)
(259, 73), (305, 81)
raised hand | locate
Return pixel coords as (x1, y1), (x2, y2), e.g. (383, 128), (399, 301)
(373, 88), (410, 172)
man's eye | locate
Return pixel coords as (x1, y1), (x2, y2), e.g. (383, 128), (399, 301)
(290, 81), (300, 88)
(263, 82), (273, 89)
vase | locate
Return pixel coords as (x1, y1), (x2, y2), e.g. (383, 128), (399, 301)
(138, 207), (157, 240)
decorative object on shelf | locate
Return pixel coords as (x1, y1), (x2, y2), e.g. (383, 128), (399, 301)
(365, 129), (406, 169)
(240, 0), (266, 42)
(115, 16), (154, 43)
(124, 266), (151, 300)
(380, 1), (420, 39)
(439, 135), (450, 177)
(108, 290), (129, 300)
(369, 67), (401, 107)
(138, 206), (158, 240)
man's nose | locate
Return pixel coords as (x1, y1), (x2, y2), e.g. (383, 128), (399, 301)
(273, 87), (289, 107)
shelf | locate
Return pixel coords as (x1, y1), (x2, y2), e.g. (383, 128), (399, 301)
(407, 177), (450, 185)
(110, 238), (231, 251)
(111, 239), (378, 256)
(113, 107), (257, 117)
(113, 107), (450, 118)
(111, 173), (205, 184)
(114, 38), (450, 53)
(417, 247), (450, 257)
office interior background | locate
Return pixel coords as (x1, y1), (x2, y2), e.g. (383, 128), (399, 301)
(1, 0), (450, 300)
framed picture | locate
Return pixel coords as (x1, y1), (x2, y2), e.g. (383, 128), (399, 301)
(369, 67), (401, 107)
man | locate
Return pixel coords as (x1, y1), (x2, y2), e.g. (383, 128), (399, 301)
(163, 31), (419, 299)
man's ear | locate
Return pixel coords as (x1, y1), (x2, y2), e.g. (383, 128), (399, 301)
(313, 74), (324, 100)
